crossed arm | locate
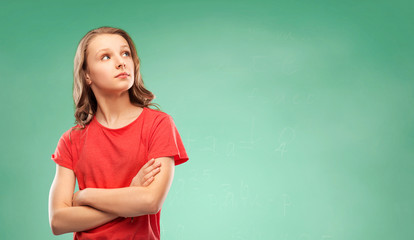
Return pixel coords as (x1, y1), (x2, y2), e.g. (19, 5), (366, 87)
(48, 157), (175, 235)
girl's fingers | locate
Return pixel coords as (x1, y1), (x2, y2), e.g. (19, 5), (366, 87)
(145, 161), (161, 173)
(143, 176), (154, 186)
(142, 159), (156, 174)
(144, 158), (155, 168)
(143, 167), (161, 182)
(150, 167), (161, 177)
(153, 167), (161, 175)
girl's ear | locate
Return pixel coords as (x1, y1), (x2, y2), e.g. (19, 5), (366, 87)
(84, 72), (92, 85)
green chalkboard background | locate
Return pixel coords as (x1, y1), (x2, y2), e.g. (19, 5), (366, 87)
(1, 0), (413, 239)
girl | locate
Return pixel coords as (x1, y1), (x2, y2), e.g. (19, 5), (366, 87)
(48, 26), (189, 240)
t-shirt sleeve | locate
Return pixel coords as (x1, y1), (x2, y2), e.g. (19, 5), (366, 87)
(148, 114), (189, 166)
(51, 131), (73, 170)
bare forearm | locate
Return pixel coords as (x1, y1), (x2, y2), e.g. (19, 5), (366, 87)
(80, 187), (155, 218)
(51, 205), (118, 235)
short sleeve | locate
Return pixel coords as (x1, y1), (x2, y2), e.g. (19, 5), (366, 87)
(148, 115), (189, 166)
(51, 131), (73, 170)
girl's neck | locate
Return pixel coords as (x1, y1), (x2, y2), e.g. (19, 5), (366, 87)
(95, 92), (141, 128)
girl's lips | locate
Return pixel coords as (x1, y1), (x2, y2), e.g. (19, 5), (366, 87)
(116, 74), (129, 78)
(115, 72), (129, 78)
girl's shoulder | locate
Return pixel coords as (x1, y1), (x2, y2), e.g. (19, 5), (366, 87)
(144, 107), (172, 120)
(58, 123), (88, 143)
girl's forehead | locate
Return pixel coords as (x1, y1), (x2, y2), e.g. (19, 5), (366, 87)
(88, 34), (129, 53)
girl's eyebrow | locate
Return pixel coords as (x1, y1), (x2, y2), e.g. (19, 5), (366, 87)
(95, 45), (130, 56)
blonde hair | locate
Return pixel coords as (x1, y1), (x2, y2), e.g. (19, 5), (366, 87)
(71, 26), (161, 133)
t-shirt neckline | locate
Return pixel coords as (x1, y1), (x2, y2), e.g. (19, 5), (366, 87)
(93, 107), (146, 131)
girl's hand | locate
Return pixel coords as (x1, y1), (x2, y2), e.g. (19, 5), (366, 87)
(129, 158), (162, 187)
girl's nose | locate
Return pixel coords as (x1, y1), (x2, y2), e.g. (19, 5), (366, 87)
(117, 62), (126, 69)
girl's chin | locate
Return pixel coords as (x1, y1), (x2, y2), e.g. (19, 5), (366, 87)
(97, 86), (133, 95)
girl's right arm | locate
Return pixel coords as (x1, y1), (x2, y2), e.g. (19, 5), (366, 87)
(48, 164), (118, 235)
(48, 158), (160, 235)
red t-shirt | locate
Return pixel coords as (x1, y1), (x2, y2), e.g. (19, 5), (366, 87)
(51, 107), (189, 240)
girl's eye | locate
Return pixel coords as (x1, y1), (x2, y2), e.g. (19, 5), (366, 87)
(101, 51), (130, 60)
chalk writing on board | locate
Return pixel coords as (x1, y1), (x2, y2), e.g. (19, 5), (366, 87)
(202, 169), (211, 182)
(166, 178), (185, 206)
(226, 142), (235, 157)
(224, 190), (235, 208)
(280, 233), (289, 240)
(293, 94), (301, 104)
(282, 56), (298, 76)
(189, 169), (200, 192)
(200, 135), (216, 152)
(231, 230), (244, 240)
(275, 142), (288, 159)
(208, 193), (218, 207)
(279, 127), (296, 144)
(275, 31), (296, 40)
(240, 117), (261, 149)
(218, 183), (233, 210)
(275, 94), (286, 105)
(240, 180), (249, 207)
(275, 127), (296, 159)
(176, 223), (184, 240)
(183, 131), (196, 150)
(282, 193), (291, 217)
(307, 94), (315, 104)
(160, 221), (165, 238)
(188, 168), (211, 192)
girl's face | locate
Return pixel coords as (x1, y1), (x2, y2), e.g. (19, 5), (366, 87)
(85, 34), (135, 95)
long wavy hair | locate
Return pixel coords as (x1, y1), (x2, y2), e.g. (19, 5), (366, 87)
(70, 26), (161, 136)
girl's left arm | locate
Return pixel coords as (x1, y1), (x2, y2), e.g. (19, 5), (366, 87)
(74, 157), (175, 217)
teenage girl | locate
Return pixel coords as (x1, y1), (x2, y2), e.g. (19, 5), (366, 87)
(48, 26), (189, 240)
